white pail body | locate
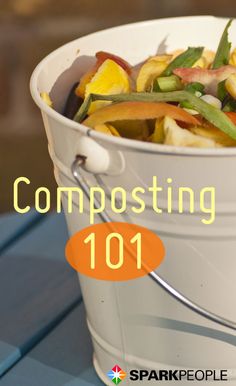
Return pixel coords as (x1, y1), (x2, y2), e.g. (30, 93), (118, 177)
(31, 17), (236, 385)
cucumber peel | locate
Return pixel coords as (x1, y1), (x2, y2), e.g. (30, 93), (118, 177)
(161, 47), (204, 77)
(212, 19), (233, 69)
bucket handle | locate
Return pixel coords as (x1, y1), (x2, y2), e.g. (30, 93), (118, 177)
(71, 155), (236, 332)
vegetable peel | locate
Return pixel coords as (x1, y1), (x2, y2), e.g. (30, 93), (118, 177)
(173, 65), (236, 95)
(163, 117), (219, 148)
(82, 101), (200, 128)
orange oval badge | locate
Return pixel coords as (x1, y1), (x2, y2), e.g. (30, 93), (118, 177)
(65, 222), (165, 281)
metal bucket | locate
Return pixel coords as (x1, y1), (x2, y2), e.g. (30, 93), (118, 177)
(31, 16), (236, 385)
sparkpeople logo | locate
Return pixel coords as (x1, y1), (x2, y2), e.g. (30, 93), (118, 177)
(107, 365), (127, 384)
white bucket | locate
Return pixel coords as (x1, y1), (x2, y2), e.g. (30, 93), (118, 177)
(31, 16), (236, 385)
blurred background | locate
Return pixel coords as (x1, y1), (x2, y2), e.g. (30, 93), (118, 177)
(1, 0), (236, 212)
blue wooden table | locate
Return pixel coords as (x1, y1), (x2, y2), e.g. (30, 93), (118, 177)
(0, 211), (103, 385)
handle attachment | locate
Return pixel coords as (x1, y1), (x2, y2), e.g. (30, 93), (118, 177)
(71, 155), (236, 332)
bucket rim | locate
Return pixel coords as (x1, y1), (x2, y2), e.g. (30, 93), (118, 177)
(30, 15), (236, 157)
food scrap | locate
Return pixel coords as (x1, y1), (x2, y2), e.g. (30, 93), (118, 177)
(42, 19), (236, 148)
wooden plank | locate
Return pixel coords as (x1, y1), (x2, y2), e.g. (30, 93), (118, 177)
(0, 211), (44, 255)
(0, 213), (82, 376)
(3, 213), (68, 260)
(1, 305), (103, 386)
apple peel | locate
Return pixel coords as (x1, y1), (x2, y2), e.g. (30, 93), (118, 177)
(174, 65), (236, 95)
(82, 101), (200, 128)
